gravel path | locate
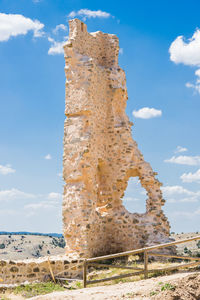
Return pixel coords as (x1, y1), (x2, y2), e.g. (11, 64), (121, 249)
(30, 271), (199, 300)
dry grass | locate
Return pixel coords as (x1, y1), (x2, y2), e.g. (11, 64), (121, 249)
(86, 256), (199, 287)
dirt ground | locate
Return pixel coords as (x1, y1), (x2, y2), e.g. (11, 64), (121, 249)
(26, 271), (200, 300)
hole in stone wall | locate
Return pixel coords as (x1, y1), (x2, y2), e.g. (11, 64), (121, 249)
(122, 177), (147, 214)
(81, 22), (84, 32)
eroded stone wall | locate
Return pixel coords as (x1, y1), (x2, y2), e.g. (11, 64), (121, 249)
(0, 256), (82, 284)
(63, 19), (171, 258)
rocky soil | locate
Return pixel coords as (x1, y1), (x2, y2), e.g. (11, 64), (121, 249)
(153, 272), (200, 300)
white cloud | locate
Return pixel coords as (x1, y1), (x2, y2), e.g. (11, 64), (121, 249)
(171, 211), (194, 218)
(167, 197), (198, 203)
(48, 192), (62, 200)
(0, 13), (44, 42)
(0, 188), (35, 202)
(185, 82), (200, 94)
(164, 155), (200, 166)
(185, 82), (194, 89)
(24, 201), (56, 210)
(162, 185), (200, 204)
(0, 164), (16, 175)
(186, 81), (200, 94)
(172, 207), (200, 218)
(186, 68), (200, 94)
(48, 37), (67, 55)
(53, 24), (67, 34)
(181, 169), (200, 183)
(169, 29), (200, 66)
(180, 197), (198, 203)
(24, 193), (61, 215)
(195, 69), (200, 77)
(123, 196), (139, 202)
(0, 187), (62, 206)
(44, 153), (52, 160)
(169, 29), (200, 95)
(132, 107), (162, 119)
(162, 185), (195, 196)
(175, 146), (188, 153)
(119, 48), (123, 55)
(68, 9), (111, 20)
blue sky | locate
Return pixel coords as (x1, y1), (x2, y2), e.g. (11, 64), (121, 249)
(1, 0), (200, 234)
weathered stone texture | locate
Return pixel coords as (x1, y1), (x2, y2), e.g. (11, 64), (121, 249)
(0, 256), (82, 284)
(63, 19), (171, 258)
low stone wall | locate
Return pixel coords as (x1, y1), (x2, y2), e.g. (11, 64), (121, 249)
(0, 255), (83, 284)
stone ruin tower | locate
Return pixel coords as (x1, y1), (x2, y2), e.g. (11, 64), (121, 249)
(63, 19), (170, 258)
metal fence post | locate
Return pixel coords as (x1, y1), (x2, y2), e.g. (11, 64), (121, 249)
(144, 250), (148, 279)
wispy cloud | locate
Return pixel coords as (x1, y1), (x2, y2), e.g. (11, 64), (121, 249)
(44, 153), (52, 160)
(24, 192), (62, 216)
(24, 201), (56, 210)
(169, 29), (200, 94)
(185, 68), (200, 94)
(0, 187), (62, 216)
(181, 169), (200, 183)
(123, 196), (139, 202)
(172, 207), (200, 218)
(164, 155), (200, 166)
(52, 24), (67, 35)
(0, 13), (44, 42)
(175, 146), (188, 153)
(119, 48), (123, 55)
(68, 9), (111, 20)
(48, 192), (62, 200)
(168, 197), (198, 203)
(48, 37), (67, 55)
(162, 185), (195, 196)
(132, 107), (162, 119)
(0, 188), (35, 202)
(0, 164), (16, 175)
(162, 185), (200, 204)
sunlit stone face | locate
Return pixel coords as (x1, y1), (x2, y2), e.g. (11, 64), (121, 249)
(63, 19), (171, 258)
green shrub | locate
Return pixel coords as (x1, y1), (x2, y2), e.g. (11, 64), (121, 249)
(0, 243), (5, 249)
(51, 237), (65, 248)
(13, 282), (65, 298)
(161, 283), (175, 291)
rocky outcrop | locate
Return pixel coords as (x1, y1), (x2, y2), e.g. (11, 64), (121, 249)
(63, 19), (171, 258)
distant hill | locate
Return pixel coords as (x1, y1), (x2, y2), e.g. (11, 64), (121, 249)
(0, 231), (63, 238)
(0, 234), (65, 260)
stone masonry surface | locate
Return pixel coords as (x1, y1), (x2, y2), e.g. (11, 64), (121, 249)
(63, 19), (171, 258)
(0, 256), (82, 284)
